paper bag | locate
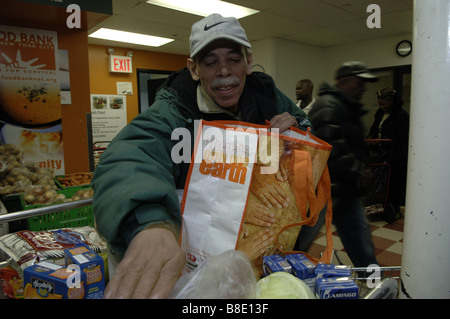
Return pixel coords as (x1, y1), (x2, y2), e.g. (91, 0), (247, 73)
(180, 120), (333, 273)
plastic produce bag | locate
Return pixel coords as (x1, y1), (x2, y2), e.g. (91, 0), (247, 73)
(169, 250), (257, 299)
(256, 271), (316, 299)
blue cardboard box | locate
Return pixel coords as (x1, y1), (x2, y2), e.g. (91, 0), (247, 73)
(262, 255), (292, 276)
(316, 277), (359, 299)
(23, 261), (86, 299)
(64, 246), (105, 299)
(285, 253), (316, 279)
(315, 263), (351, 278)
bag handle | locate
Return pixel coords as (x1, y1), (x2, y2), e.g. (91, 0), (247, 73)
(274, 150), (334, 264)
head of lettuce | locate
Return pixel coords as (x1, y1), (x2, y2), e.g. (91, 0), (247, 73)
(256, 271), (316, 299)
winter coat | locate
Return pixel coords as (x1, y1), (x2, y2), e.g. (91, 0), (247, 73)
(308, 82), (368, 198)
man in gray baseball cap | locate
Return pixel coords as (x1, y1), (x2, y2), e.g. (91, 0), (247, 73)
(189, 13), (251, 58)
(95, 13), (312, 299)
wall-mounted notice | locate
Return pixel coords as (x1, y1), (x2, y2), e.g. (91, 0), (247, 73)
(90, 94), (127, 143)
(116, 81), (132, 95)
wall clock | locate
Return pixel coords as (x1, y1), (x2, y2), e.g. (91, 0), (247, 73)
(396, 40), (412, 57)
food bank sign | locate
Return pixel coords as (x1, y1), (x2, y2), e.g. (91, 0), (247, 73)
(109, 55), (132, 73)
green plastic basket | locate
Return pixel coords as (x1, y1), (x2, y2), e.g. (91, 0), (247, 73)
(20, 185), (94, 231)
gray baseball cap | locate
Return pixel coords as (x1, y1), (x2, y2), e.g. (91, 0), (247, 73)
(335, 61), (378, 82)
(189, 13), (251, 58)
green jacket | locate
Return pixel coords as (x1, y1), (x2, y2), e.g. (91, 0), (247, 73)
(92, 68), (311, 257)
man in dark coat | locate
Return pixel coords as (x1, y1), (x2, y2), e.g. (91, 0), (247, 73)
(307, 61), (379, 267)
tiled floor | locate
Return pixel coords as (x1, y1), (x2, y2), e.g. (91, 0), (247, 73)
(306, 209), (405, 268)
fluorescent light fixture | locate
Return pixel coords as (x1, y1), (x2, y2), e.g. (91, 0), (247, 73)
(146, 0), (259, 19)
(89, 28), (174, 47)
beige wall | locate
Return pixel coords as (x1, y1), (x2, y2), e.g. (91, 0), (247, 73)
(252, 38), (326, 102)
(251, 35), (413, 103)
(323, 35), (413, 82)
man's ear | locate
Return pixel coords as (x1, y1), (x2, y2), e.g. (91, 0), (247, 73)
(187, 58), (200, 81)
(246, 52), (253, 75)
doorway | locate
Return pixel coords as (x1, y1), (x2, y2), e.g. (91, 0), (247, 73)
(361, 65), (411, 136)
(137, 69), (173, 113)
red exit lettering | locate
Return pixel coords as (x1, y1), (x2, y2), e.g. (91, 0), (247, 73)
(110, 55), (132, 73)
(114, 57), (130, 72)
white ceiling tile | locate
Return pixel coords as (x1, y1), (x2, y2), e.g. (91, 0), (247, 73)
(92, 14), (190, 40)
(240, 12), (320, 41)
(284, 28), (357, 47)
(269, 0), (360, 27)
(320, 0), (412, 17)
(332, 19), (402, 40)
(226, 0), (295, 11)
(382, 9), (414, 33)
(91, 0), (413, 52)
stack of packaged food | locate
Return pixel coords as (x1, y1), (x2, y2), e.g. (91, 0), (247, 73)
(0, 226), (107, 299)
(261, 253), (358, 299)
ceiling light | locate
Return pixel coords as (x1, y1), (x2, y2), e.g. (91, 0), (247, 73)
(89, 28), (174, 47)
(146, 0), (259, 19)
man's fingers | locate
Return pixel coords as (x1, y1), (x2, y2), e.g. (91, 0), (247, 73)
(104, 259), (143, 299)
(149, 249), (186, 299)
(131, 263), (162, 299)
(269, 112), (299, 132)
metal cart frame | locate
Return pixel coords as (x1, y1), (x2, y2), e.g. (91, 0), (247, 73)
(332, 249), (402, 299)
(0, 198), (93, 270)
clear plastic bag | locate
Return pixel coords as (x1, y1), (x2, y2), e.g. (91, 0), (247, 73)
(169, 250), (257, 299)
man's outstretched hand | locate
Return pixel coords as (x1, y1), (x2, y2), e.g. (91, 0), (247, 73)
(103, 227), (185, 299)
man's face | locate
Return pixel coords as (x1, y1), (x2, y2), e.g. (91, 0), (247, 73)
(340, 76), (367, 102)
(187, 39), (253, 112)
(295, 81), (312, 100)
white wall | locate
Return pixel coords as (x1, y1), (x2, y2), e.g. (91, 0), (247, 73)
(251, 38), (327, 103)
(323, 34), (413, 82)
(251, 35), (413, 103)
(324, 34), (413, 135)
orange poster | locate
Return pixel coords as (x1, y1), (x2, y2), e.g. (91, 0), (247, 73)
(0, 25), (64, 174)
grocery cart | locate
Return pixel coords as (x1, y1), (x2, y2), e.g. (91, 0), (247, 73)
(0, 196), (93, 232)
(332, 250), (402, 299)
(0, 197), (93, 271)
(0, 197), (99, 299)
(363, 139), (398, 222)
(352, 266), (402, 299)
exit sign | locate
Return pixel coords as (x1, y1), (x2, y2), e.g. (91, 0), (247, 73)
(109, 55), (132, 73)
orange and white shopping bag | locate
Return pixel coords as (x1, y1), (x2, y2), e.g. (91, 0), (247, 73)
(180, 120), (333, 273)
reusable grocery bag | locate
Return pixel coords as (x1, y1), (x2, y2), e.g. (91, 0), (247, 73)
(179, 120), (333, 273)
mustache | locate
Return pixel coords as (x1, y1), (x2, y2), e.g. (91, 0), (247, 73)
(211, 77), (240, 89)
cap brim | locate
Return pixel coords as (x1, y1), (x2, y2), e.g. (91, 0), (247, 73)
(190, 34), (251, 58)
(356, 73), (378, 82)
